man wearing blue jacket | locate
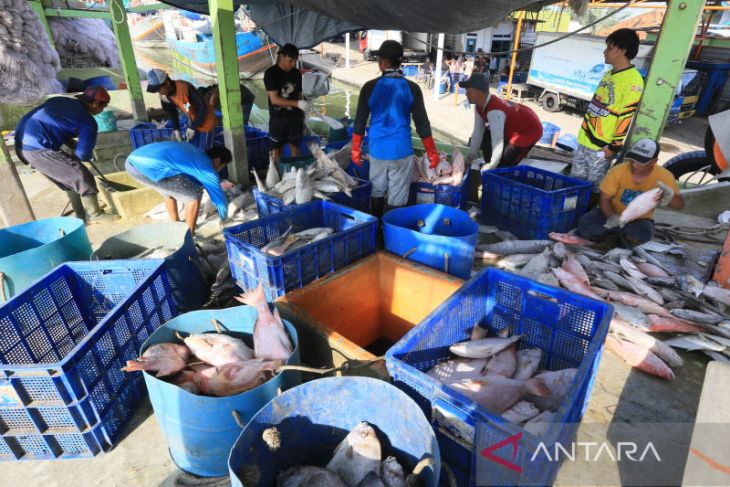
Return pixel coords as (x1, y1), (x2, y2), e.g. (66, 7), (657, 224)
(352, 40), (439, 216)
(125, 142), (232, 236)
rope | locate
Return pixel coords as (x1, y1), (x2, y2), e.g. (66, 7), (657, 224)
(654, 222), (730, 244)
(276, 356), (386, 375)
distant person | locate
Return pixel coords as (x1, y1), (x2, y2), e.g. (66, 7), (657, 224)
(421, 58), (434, 88)
(146, 69), (218, 149)
(200, 83), (256, 126)
(572, 28), (645, 186)
(464, 56), (475, 78)
(352, 40), (439, 215)
(461, 73), (543, 169)
(125, 142), (233, 236)
(264, 43), (309, 162)
(14, 86), (114, 222)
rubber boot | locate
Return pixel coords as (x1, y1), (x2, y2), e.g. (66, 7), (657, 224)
(371, 197), (385, 249)
(64, 190), (85, 220)
(81, 195), (116, 223)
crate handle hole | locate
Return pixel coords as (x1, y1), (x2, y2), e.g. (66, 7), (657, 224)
(527, 289), (559, 303)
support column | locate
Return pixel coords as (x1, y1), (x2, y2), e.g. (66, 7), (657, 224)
(629, 0), (704, 143)
(28, 1), (55, 49)
(433, 33), (445, 101)
(0, 137), (35, 226)
(109, 0), (148, 121)
(210, 0), (248, 185)
(345, 33), (351, 69)
(505, 11), (525, 101)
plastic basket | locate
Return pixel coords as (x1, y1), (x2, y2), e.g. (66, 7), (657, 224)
(129, 123), (224, 150)
(224, 201), (377, 301)
(409, 170), (470, 209)
(480, 166), (592, 240)
(245, 126), (270, 171)
(253, 178), (372, 216)
(0, 260), (176, 460)
(385, 267), (613, 486)
(281, 135), (321, 158)
(540, 122), (560, 146)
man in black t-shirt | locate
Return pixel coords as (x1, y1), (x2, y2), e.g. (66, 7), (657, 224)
(264, 43), (309, 162)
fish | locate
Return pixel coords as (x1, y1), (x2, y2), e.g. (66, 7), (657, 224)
(662, 335), (726, 352)
(427, 358), (488, 384)
(193, 359), (280, 396)
(552, 268), (603, 301)
(295, 168), (313, 204)
(477, 240), (551, 256)
(548, 232), (594, 246)
(536, 272), (560, 287)
(562, 253), (590, 287)
(679, 275), (705, 297)
(357, 472), (385, 487)
(519, 248), (552, 279)
(606, 335), (674, 380)
(293, 227), (335, 238)
(702, 284), (730, 307)
(625, 276), (664, 305)
(236, 285), (293, 361)
(485, 342), (517, 377)
(524, 411), (556, 437)
(594, 288), (673, 318)
(591, 277), (619, 291)
(495, 230), (518, 241)
(605, 248), (633, 262)
(171, 369), (200, 394)
(648, 314), (705, 334)
(635, 262), (670, 279)
(450, 149), (466, 187)
(265, 157), (281, 189)
(646, 277), (679, 288)
(311, 229), (334, 242)
(476, 250), (502, 261)
(450, 335), (522, 359)
(449, 376), (550, 414)
(611, 302), (650, 329)
(587, 260), (624, 275)
(670, 309), (723, 325)
(619, 188), (661, 225)
(327, 422), (382, 486)
(261, 226), (293, 253)
(514, 348), (542, 381)
(470, 324), (489, 340)
(663, 299), (687, 311)
(530, 368), (578, 411)
(552, 242), (567, 259)
(502, 400), (540, 424)
(313, 180), (344, 193)
(572, 246), (605, 260)
(380, 456), (405, 487)
(182, 332), (254, 368)
(266, 234), (300, 256)
(253, 169), (267, 192)
(620, 258), (648, 280)
(704, 350), (730, 363)
(495, 253), (536, 271)
(633, 245), (673, 273)
(121, 343), (191, 377)
(277, 466), (348, 487)
(610, 318), (683, 367)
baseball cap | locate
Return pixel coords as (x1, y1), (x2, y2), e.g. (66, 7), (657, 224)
(278, 43), (299, 59)
(460, 73), (490, 93)
(76, 86), (111, 104)
(625, 138), (660, 164)
(146, 69), (168, 93)
(372, 40), (404, 63)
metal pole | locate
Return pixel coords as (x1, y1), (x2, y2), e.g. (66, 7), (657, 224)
(109, 0), (148, 121)
(0, 136), (35, 226)
(505, 11), (525, 101)
(345, 33), (351, 69)
(433, 33), (444, 101)
(629, 0), (704, 143)
(28, 1), (55, 49)
(209, 0), (248, 186)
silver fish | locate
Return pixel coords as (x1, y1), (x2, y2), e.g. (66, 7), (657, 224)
(663, 335), (726, 352)
(664, 299), (687, 311)
(253, 169), (267, 192)
(277, 466), (347, 487)
(478, 240), (551, 256)
(620, 258), (648, 280)
(294, 227), (335, 238)
(704, 350), (730, 363)
(494, 230), (518, 241)
(265, 157), (281, 189)
(626, 276), (664, 305)
(450, 335), (522, 359)
(603, 271), (634, 291)
(327, 422), (381, 486)
(575, 253), (592, 269)
(502, 400), (540, 424)
(571, 246), (604, 259)
(605, 248), (633, 262)
(646, 277), (679, 288)
(514, 348), (542, 381)
(470, 325), (489, 341)
(679, 275), (704, 297)
(671, 309), (723, 325)
(657, 287), (683, 302)
(634, 242), (674, 275)
(611, 302), (650, 329)
(552, 242), (567, 260)
(496, 253), (536, 271)
(261, 226), (293, 253)
(283, 188), (297, 205)
(635, 261), (670, 279)
(449, 376), (549, 414)
(524, 410), (556, 437)
(357, 472), (385, 487)
(592, 277), (619, 291)
(295, 168), (313, 204)
(380, 456), (405, 487)
(311, 229), (334, 243)
(587, 260), (623, 275)
(702, 284), (730, 307)
(519, 248), (552, 279)
(266, 235), (300, 256)
(536, 272), (560, 287)
(427, 358), (488, 384)
(313, 180), (343, 194)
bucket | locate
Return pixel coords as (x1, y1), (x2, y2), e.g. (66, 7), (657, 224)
(228, 376), (441, 487)
(556, 133), (578, 152)
(92, 222), (208, 312)
(540, 122), (560, 146)
(142, 306), (301, 477)
(0, 217), (92, 299)
(382, 204), (478, 279)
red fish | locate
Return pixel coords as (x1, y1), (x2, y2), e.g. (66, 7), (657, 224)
(122, 343), (191, 377)
(552, 268), (603, 301)
(549, 232), (594, 246)
(562, 252), (590, 286)
(648, 314), (705, 334)
(193, 359), (280, 397)
(236, 285), (293, 362)
(606, 335), (674, 380)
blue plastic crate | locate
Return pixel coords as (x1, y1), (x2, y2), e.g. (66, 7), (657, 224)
(481, 166), (592, 240)
(409, 170), (470, 209)
(0, 260), (176, 460)
(253, 178), (372, 216)
(281, 135), (321, 158)
(129, 123), (224, 150)
(245, 126), (270, 171)
(224, 201), (377, 301)
(385, 267), (612, 486)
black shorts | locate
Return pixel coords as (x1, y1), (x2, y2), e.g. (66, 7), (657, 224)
(268, 114), (304, 149)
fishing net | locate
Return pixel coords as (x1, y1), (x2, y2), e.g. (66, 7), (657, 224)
(48, 18), (120, 69)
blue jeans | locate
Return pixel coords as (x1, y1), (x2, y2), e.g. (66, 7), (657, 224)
(577, 208), (654, 248)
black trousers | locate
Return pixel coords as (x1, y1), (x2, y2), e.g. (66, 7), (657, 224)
(20, 149), (98, 196)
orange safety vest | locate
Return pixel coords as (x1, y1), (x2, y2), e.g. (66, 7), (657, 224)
(170, 80), (217, 133)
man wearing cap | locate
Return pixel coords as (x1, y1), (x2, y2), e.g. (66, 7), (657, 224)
(14, 86), (114, 222)
(264, 43), (309, 162)
(577, 138), (684, 248)
(462, 73), (543, 170)
(352, 40), (439, 215)
(146, 69), (218, 148)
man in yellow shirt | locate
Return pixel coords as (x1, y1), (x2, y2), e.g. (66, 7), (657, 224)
(577, 139), (684, 248)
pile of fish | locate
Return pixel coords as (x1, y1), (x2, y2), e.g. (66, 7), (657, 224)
(254, 143), (359, 205)
(122, 286), (293, 396)
(277, 422), (413, 487)
(195, 236), (237, 308)
(427, 328), (575, 437)
(144, 185), (257, 225)
(475, 231), (730, 380)
(261, 225), (336, 257)
(411, 147), (466, 187)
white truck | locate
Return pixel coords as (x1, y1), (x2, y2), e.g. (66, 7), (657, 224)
(362, 30), (428, 62)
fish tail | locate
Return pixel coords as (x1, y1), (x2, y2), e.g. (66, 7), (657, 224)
(523, 377), (550, 397)
(121, 359), (147, 372)
(237, 285), (265, 307)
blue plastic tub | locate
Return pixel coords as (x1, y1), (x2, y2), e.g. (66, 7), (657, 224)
(253, 178), (372, 216)
(228, 376), (441, 487)
(481, 166), (592, 240)
(386, 267), (613, 486)
(92, 222), (208, 313)
(281, 135), (321, 157)
(0, 260), (175, 461)
(0, 217), (92, 299)
(556, 133), (578, 152)
(245, 126), (270, 171)
(382, 204), (477, 279)
(540, 122), (560, 146)
(141, 306), (301, 477)
(82, 75), (116, 91)
(409, 170), (470, 209)
(224, 201), (377, 301)
(129, 123), (224, 150)
(346, 160), (370, 180)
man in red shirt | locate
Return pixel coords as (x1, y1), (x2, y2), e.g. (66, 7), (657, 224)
(461, 73), (543, 170)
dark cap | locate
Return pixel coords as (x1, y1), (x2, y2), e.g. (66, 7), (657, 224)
(459, 73), (490, 92)
(372, 40), (404, 63)
(76, 85), (111, 103)
(278, 43), (299, 59)
(625, 138), (660, 164)
(206, 145), (233, 164)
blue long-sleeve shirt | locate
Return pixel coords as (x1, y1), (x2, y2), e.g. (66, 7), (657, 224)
(127, 141), (228, 219)
(15, 97), (98, 161)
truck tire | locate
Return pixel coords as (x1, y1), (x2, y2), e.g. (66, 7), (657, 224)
(542, 92), (561, 113)
(664, 151), (715, 179)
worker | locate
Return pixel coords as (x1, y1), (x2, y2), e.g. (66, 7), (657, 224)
(14, 86), (114, 222)
(125, 141), (232, 236)
(572, 28), (644, 185)
(352, 40), (439, 215)
(461, 73), (543, 170)
(146, 69), (218, 149)
(264, 43), (309, 162)
(577, 139), (684, 248)
(200, 83), (256, 126)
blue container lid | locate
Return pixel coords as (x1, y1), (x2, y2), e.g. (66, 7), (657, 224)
(556, 133), (578, 152)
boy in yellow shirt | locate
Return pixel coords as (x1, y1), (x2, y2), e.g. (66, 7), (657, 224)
(577, 139), (684, 248)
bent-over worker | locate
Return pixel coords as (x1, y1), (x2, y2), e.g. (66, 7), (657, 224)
(14, 86), (114, 222)
(577, 139), (684, 248)
(461, 73), (543, 171)
(125, 141), (232, 236)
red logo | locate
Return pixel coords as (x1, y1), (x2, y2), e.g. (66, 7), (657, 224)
(481, 431), (523, 473)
